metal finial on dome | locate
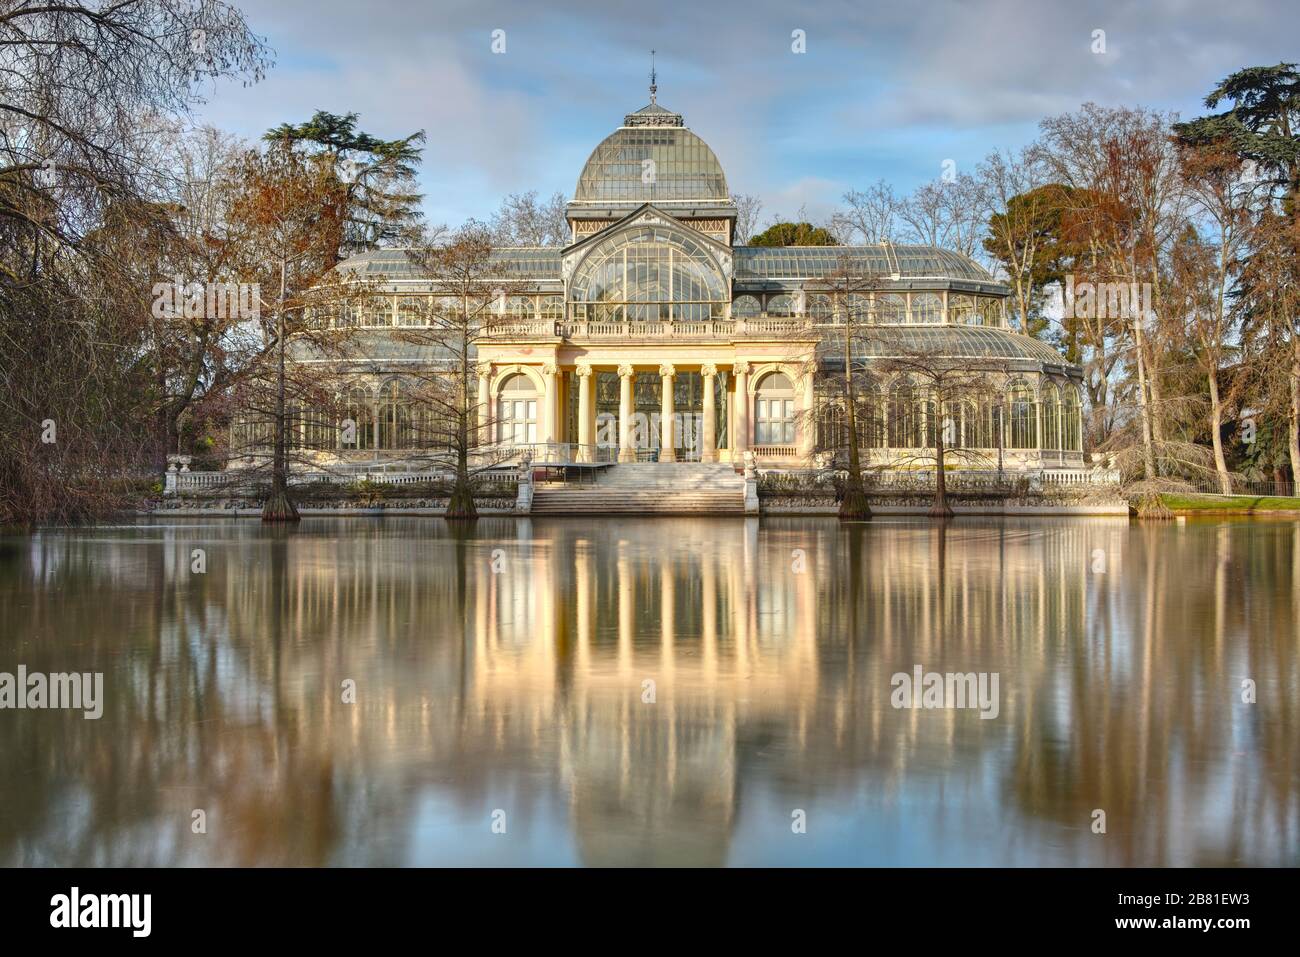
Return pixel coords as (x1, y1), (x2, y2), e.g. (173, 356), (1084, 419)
(649, 50), (657, 104)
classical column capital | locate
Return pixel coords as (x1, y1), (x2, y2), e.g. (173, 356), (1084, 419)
(658, 362), (676, 379)
(700, 362), (718, 378)
(617, 363), (635, 378)
(575, 362), (594, 378)
(733, 360), (751, 376)
(541, 361), (559, 376)
(475, 361), (493, 379)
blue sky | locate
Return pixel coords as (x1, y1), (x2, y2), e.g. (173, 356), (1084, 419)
(196, 0), (1300, 228)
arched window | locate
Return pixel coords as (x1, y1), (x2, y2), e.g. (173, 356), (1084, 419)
(888, 379), (922, 448)
(540, 295), (564, 320)
(1007, 381), (1037, 449)
(497, 373), (539, 446)
(503, 296), (535, 321)
(732, 294), (761, 318)
(766, 294), (796, 317)
(755, 372), (795, 445)
(398, 296), (427, 327)
(963, 397), (994, 448)
(1042, 381), (1062, 450)
(377, 380), (411, 450)
(1062, 386), (1082, 451)
(980, 297), (1004, 328)
(570, 225), (727, 322)
(818, 400), (846, 450)
(806, 293), (833, 322)
(360, 296), (392, 328)
(876, 293), (906, 325)
(845, 294), (872, 323)
(948, 294), (978, 326)
(342, 385), (374, 450)
(911, 292), (942, 325)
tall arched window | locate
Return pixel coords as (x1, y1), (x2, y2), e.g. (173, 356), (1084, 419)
(377, 380), (412, 450)
(1042, 381), (1062, 450)
(1007, 381), (1037, 449)
(570, 225), (727, 322)
(1062, 386), (1083, 451)
(964, 397), (994, 448)
(342, 385), (374, 450)
(979, 297), (1004, 328)
(755, 372), (795, 445)
(497, 373), (539, 445)
(911, 292), (942, 325)
(888, 379), (922, 448)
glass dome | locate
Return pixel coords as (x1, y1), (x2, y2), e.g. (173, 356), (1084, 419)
(574, 106), (728, 204)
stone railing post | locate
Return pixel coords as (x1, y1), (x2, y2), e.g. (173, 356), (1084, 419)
(743, 450), (759, 514)
(515, 455), (534, 514)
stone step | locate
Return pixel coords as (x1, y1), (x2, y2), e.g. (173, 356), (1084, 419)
(531, 486), (746, 515)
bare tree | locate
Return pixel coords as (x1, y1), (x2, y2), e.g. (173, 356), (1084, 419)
(223, 142), (358, 522)
(868, 338), (1000, 517)
(814, 257), (888, 520)
(1171, 139), (1259, 492)
(397, 222), (529, 519)
(489, 190), (569, 247)
(730, 193), (764, 245)
(898, 173), (988, 259)
(1039, 104), (1187, 481)
(832, 180), (900, 245)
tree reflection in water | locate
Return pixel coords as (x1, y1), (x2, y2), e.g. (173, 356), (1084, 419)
(0, 516), (1296, 866)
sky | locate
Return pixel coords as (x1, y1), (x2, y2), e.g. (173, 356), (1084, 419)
(194, 0), (1300, 229)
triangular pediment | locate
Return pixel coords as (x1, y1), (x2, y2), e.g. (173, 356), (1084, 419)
(563, 203), (732, 258)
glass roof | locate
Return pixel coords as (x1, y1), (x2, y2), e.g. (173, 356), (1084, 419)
(337, 247), (562, 281)
(735, 245), (992, 282)
(821, 325), (1069, 365)
(574, 126), (728, 203)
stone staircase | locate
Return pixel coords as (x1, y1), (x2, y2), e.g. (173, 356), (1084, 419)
(529, 463), (747, 515)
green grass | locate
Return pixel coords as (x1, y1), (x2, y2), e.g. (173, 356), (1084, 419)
(1161, 493), (1300, 513)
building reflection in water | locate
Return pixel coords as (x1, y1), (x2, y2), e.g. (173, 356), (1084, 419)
(0, 517), (1296, 866)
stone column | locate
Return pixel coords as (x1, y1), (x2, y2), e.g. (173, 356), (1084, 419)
(797, 367), (816, 463)
(576, 363), (594, 462)
(476, 362), (492, 447)
(701, 362), (718, 463)
(733, 361), (750, 458)
(541, 361), (558, 454)
(618, 363), (636, 462)
(659, 362), (676, 462)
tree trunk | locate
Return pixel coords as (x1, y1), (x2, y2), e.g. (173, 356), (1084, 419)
(446, 409), (477, 520)
(1132, 315), (1157, 480)
(262, 262), (299, 523)
(838, 335), (871, 521)
(930, 416), (953, 518)
(1290, 337), (1300, 493)
(1207, 371), (1232, 495)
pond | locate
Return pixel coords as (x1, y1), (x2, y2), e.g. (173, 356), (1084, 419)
(1, 516), (1296, 866)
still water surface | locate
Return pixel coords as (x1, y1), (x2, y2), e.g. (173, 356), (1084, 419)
(1, 516), (1296, 866)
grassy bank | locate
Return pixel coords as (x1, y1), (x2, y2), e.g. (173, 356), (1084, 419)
(1161, 493), (1300, 514)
